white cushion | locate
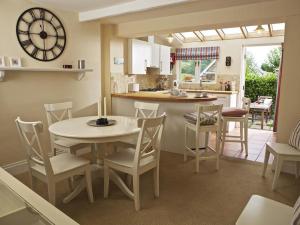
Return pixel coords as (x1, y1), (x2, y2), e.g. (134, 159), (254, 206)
(236, 195), (293, 225)
(289, 120), (300, 151)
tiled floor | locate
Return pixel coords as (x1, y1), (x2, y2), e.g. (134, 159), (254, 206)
(212, 128), (276, 163)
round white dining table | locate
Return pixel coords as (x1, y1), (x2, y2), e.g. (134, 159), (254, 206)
(49, 116), (140, 203)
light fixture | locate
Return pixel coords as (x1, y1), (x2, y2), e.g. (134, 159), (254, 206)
(167, 34), (174, 43)
(255, 25), (265, 34)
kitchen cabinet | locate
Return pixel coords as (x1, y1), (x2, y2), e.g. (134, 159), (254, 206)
(159, 45), (171, 75)
(128, 39), (171, 75)
(128, 39), (152, 74)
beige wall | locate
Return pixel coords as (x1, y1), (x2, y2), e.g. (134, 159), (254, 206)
(0, 0), (101, 165)
(277, 14), (300, 142)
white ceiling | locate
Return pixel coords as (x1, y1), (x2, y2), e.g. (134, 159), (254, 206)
(31, 0), (135, 12)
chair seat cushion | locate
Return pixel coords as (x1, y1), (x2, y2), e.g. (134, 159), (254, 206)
(184, 112), (217, 125)
(289, 120), (300, 151)
(104, 148), (155, 168)
(222, 107), (248, 117)
(32, 153), (89, 175)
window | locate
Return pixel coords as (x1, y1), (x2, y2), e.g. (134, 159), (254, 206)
(179, 59), (217, 83)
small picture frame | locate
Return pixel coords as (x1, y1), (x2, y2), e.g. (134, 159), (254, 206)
(0, 56), (6, 67)
(9, 57), (22, 67)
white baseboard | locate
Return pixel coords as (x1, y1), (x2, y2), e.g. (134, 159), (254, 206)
(2, 160), (28, 175)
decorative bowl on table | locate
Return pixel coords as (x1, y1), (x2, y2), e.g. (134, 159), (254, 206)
(87, 118), (116, 127)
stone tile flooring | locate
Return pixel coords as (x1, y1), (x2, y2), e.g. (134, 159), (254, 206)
(212, 128), (275, 163)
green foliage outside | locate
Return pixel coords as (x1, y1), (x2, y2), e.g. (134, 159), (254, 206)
(261, 47), (281, 73)
(180, 60), (214, 81)
(245, 47), (281, 115)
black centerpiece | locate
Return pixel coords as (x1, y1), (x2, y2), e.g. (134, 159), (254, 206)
(96, 118), (109, 126)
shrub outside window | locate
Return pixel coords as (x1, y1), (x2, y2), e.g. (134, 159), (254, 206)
(179, 59), (217, 83)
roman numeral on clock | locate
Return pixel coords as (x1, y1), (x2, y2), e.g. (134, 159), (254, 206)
(28, 9), (37, 20)
(17, 30), (29, 35)
(56, 44), (64, 51)
(39, 9), (45, 19)
(21, 39), (32, 48)
(31, 47), (39, 57)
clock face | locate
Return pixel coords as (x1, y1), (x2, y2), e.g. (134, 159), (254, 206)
(16, 7), (66, 62)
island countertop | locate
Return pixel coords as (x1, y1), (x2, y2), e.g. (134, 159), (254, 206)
(111, 91), (217, 102)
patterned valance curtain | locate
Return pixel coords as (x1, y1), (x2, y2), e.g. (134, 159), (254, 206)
(175, 47), (220, 60)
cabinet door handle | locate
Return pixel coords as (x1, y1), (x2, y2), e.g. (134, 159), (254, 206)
(160, 61), (162, 72)
(145, 59), (147, 71)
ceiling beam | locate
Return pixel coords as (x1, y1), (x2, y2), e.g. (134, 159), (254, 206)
(268, 24), (273, 37)
(215, 29), (224, 40)
(198, 31), (206, 41)
(193, 31), (203, 41)
(79, 0), (191, 22)
(172, 34), (184, 44)
(240, 26), (247, 38)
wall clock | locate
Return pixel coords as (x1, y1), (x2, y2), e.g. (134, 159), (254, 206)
(16, 7), (66, 62)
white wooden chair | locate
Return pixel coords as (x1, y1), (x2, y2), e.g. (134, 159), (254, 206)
(236, 195), (295, 225)
(134, 101), (159, 118)
(262, 142), (300, 190)
(184, 104), (223, 173)
(44, 102), (90, 155)
(15, 117), (94, 205)
(221, 97), (251, 156)
(104, 113), (166, 211)
(115, 101), (160, 149)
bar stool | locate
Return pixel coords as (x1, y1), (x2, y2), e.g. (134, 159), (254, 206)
(184, 104), (223, 173)
(221, 97), (251, 156)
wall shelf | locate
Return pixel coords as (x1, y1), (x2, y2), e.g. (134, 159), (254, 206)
(0, 67), (93, 81)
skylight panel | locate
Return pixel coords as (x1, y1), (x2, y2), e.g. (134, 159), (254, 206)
(181, 32), (196, 38)
(200, 30), (218, 36)
(272, 23), (285, 31)
(222, 27), (241, 35)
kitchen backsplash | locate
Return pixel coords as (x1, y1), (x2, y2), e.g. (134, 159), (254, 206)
(111, 73), (239, 93)
(179, 74), (240, 91)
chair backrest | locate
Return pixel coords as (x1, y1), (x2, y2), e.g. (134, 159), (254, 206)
(15, 117), (53, 176)
(98, 97), (107, 117)
(134, 113), (166, 168)
(242, 97), (251, 112)
(195, 104), (223, 129)
(44, 101), (73, 126)
(134, 101), (159, 118)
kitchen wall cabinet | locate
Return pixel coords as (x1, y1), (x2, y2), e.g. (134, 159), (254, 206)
(128, 39), (152, 74)
(159, 45), (171, 75)
(128, 39), (171, 75)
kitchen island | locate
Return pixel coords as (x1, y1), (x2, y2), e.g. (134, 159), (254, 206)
(111, 92), (218, 154)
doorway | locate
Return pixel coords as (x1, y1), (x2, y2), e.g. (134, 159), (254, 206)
(242, 44), (282, 131)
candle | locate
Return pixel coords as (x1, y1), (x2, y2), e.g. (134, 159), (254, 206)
(103, 97), (107, 116)
(98, 98), (102, 117)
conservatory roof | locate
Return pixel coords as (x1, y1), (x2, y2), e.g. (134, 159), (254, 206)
(172, 23), (285, 43)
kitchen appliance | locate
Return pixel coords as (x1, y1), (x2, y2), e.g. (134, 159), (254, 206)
(128, 82), (140, 92)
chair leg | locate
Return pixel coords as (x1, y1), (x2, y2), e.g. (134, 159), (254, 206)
(240, 121), (244, 152)
(153, 166), (159, 198)
(68, 177), (75, 191)
(84, 167), (94, 203)
(272, 157), (283, 191)
(221, 119), (227, 155)
(48, 182), (56, 205)
(262, 149), (270, 177)
(244, 118), (248, 156)
(184, 126), (188, 162)
(216, 130), (221, 171)
(28, 170), (33, 189)
(104, 165), (110, 198)
(204, 132), (209, 152)
(195, 133), (200, 173)
(133, 175), (140, 211)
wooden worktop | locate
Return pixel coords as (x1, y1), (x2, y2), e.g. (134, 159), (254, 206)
(111, 92), (217, 102)
(184, 89), (238, 94)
